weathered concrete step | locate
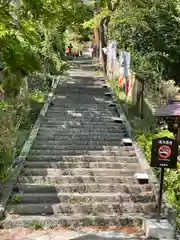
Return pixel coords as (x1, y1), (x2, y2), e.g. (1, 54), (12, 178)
(52, 99), (110, 103)
(44, 110), (116, 115)
(38, 128), (125, 133)
(21, 168), (138, 177)
(31, 145), (131, 151)
(40, 126), (124, 131)
(41, 122), (124, 127)
(43, 118), (120, 123)
(55, 87), (106, 91)
(42, 118), (119, 123)
(55, 92), (111, 99)
(29, 150), (136, 157)
(33, 140), (125, 147)
(3, 213), (145, 228)
(35, 135), (126, 141)
(43, 114), (117, 119)
(46, 109), (115, 113)
(27, 155), (138, 163)
(9, 192), (155, 204)
(7, 202), (156, 215)
(18, 175), (139, 184)
(36, 133), (127, 139)
(38, 128), (126, 134)
(15, 183), (150, 194)
(45, 113), (117, 118)
(48, 107), (115, 111)
(24, 161), (138, 169)
(46, 110), (116, 115)
(47, 104), (111, 108)
(47, 105), (113, 110)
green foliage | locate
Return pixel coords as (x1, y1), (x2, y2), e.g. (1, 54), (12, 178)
(0, 0), (93, 182)
(0, 106), (15, 181)
(30, 220), (44, 229)
(108, 0), (180, 83)
(30, 90), (47, 103)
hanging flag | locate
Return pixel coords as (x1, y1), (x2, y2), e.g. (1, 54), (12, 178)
(119, 51), (131, 94)
(119, 51), (124, 76)
(123, 52), (130, 77)
(118, 75), (124, 88)
(125, 77), (132, 95)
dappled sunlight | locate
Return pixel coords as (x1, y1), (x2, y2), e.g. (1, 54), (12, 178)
(56, 95), (67, 100)
(67, 110), (83, 117)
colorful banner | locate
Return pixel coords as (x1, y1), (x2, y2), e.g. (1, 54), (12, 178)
(107, 40), (117, 79)
(118, 51), (131, 94)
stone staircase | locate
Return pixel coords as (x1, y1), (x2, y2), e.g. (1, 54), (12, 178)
(3, 60), (157, 229)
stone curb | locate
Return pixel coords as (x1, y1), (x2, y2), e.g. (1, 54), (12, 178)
(105, 82), (177, 229)
(0, 77), (60, 219)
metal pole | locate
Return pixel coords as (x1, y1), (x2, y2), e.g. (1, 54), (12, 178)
(157, 167), (165, 222)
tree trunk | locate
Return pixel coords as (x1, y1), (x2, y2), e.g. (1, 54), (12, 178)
(100, 16), (110, 76)
(93, 27), (100, 58)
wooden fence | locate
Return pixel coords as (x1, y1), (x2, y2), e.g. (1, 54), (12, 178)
(106, 52), (179, 118)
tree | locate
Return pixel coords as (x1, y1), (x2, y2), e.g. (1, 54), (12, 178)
(108, 0), (180, 83)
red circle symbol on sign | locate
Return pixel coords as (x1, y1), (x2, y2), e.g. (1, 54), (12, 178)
(158, 145), (171, 159)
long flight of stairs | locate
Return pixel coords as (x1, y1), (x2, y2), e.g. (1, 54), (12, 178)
(3, 60), (157, 229)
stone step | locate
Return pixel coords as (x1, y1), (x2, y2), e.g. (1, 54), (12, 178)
(48, 105), (113, 109)
(52, 99), (111, 103)
(41, 122), (123, 126)
(45, 112), (117, 117)
(35, 135), (126, 141)
(37, 132), (127, 138)
(21, 168), (138, 177)
(47, 108), (115, 112)
(18, 175), (139, 184)
(40, 124), (124, 129)
(38, 128), (126, 134)
(41, 122), (124, 127)
(14, 183), (151, 194)
(3, 213), (145, 228)
(27, 155), (138, 163)
(33, 140), (125, 146)
(46, 108), (115, 112)
(36, 132), (127, 139)
(47, 104), (111, 108)
(42, 117), (120, 122)
(24, 161), (138, 169)
(41, 118), (123, 123)
(45, 110), (116, 114)
(31, 145), (131, 151)
(7, 202), (156, 216)
(43, 113), (118, 118)
(9, 192), (155, 204)
(28, 150), (136, 156)
(38, 128), (125, 133)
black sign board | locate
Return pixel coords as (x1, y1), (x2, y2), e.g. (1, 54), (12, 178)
(150, 137), (178, 169)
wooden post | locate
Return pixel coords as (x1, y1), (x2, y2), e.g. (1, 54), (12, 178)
(176, 117), (180, 145)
